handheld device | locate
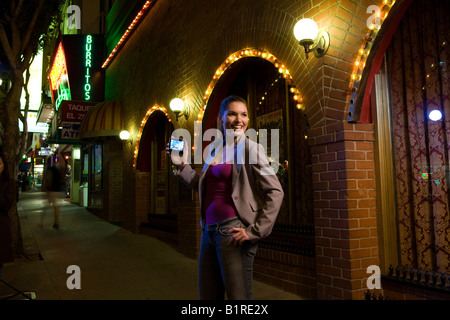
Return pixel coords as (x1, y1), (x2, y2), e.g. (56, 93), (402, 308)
(169, 138), (184, 152)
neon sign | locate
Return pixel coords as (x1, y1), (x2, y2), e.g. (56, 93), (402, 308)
(49, 42), (68, 90)
(49, 42), (71, 110)
(84, 35), (92, 100)
(55, 82), (71, 109)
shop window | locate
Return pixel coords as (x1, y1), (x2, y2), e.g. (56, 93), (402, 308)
(375, 0), (450, 276)
(89, 144), (103, 207)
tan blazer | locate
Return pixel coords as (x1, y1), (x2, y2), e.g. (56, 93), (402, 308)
(176, 138), (284, 242)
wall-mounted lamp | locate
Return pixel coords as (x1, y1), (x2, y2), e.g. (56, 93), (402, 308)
(120, 130), (132, 144)
(293, 18), (330, 59)
(170, 98), (190, 121)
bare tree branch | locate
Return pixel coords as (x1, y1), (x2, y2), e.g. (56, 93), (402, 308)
(0, 24), (17, 70)
(13, 0), (25, 19)
(20, 0), (44, 55)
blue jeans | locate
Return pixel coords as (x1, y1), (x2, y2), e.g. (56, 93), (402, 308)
(198, 217), (258, 300)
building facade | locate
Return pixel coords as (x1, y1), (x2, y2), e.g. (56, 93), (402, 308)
(74, 0), (450, 300)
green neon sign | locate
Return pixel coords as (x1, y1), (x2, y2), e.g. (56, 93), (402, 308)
(84, 35), (92, 100)
(56, 82), (71, 110)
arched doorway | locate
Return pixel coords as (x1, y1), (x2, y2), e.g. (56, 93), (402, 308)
(136, 109), (178, 237)
(203, 54), (315, 253)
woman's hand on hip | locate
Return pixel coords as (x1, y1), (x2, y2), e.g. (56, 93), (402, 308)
(226, 227), (249, 246)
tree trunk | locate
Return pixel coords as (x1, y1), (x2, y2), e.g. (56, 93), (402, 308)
(2, 72), (25, 258)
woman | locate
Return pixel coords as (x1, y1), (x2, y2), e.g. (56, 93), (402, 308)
(168, 95), (284, 300)
(0, 151), (15, 279)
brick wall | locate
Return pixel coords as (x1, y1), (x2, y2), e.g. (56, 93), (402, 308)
(176, 164), (202, 259)
(101, 140), (124, 223)
(255, 249), (317, 298)
(309, 122), (378, 299)
(103, 0), (402, 299)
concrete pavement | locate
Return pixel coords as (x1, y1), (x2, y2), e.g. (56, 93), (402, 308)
(1, 191), (305, 301)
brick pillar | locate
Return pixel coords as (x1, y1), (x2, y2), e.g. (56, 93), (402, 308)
(177, 164), (202, 259)
(103, 141), (124, 223)
(310, 121), (379, 300)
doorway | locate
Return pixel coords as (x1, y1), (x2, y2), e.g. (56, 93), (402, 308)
(137, 110), (177, 233)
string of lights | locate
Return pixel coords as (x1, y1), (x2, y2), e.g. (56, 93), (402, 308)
(197, 48), (304, 122)
(133, 105), (171, 168)
(102, 0), (157, 69)
(347, 0), (396, 119)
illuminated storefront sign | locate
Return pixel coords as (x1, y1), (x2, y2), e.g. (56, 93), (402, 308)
(61, 122), (81, 139)
(59, 100), (97, 123)
(84, 35), (92, 100)
(47, 35), (104, 113)
(49, 42), (71, 110)
(57, 100), (97, 140)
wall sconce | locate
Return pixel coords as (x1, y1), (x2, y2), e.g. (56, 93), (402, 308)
(170, 98), (190, 121)
(293, 18), (330, 59)
(120, 130), (132, 144)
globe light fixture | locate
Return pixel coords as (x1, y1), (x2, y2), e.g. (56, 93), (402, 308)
(293, 18), (330, 59)
(120, 130), (130, 141)
(170, 98), (190, 121)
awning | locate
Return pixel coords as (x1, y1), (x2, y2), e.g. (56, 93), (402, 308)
(79, 100), (124, 139)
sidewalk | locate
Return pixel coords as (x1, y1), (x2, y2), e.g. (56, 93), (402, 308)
(1, 191), (305, 300)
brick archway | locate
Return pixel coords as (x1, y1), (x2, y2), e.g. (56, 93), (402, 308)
(133, 105), (171, 170)
(199, 48), (305, 129)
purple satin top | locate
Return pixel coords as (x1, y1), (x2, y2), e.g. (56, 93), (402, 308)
(204, 163), (238, 225)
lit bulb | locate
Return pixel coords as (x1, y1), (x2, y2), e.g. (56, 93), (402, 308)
(170, 98), (184, 112)
(429, 109), (442, 121)
(293, 18), (319, 42)
(120, 130), (130, 140)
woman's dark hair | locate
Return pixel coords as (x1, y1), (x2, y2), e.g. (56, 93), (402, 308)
(218, 95), (247, 118)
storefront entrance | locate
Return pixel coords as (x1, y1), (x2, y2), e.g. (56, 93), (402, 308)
(136, 110), (178, 236)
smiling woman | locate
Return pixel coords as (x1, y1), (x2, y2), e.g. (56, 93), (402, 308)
(168, 95), (284, 300)
(218, 95), (249, 138)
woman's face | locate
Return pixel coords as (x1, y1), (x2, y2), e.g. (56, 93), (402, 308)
(220, 101), (249, 136)
(0, 157), (4, 176)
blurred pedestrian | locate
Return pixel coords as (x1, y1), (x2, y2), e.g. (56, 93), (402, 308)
(65, 164), (71, 198)
(45, 163), (63, 228)
(0, 151), (15, 279)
